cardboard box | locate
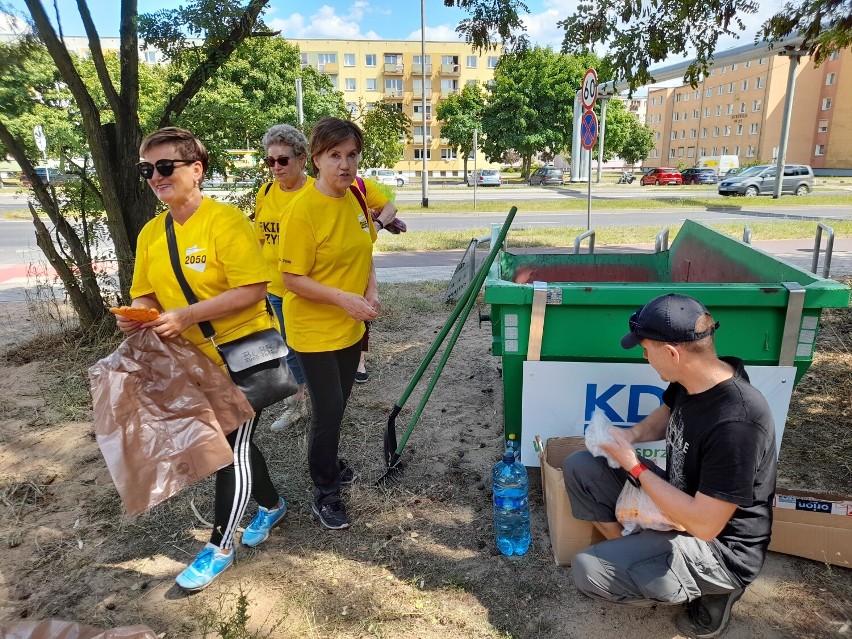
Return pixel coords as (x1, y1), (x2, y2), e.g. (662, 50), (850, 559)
(538, 436), (605, 566)
(768, 489), (852, 568)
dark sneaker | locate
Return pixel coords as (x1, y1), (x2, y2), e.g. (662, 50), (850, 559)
(354, 370), (369, 383)
(241, 497), (286, 547)
(676, 588), (744, 639)
(311, 501), (351, 530)
(339, 458), (359, 485)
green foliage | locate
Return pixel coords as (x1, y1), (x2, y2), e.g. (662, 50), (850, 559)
(435, 83), (485, 174)
(168, 37), (346, 177)
(481, 47), (597, 176)
(197, 583), (282, 639)
(603, 101), (655, 166)
(450, 0), (852, 91)
(356, 100), (411, 169)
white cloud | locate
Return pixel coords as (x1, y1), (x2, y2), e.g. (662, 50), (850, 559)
(0, 11), (30, 34)
(405, 24), (463, 42)
(269, 3), (380, 40)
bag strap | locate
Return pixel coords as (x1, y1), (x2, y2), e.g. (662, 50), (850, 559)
(348, 183), (375, 230)
(249, 181), (275, 222)
(355, 175), (366, 194)
(165, 213), (217, 339)
(165, 213), (276, 342)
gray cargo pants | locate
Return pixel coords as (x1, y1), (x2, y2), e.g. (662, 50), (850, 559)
(563, 450), (742, 606)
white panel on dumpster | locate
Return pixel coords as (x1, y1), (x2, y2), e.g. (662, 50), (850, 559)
(520, 361), (795, 467)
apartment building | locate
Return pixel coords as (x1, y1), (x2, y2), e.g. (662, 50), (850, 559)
(644, 47), (852, 173)
(291, 39), (501, 178)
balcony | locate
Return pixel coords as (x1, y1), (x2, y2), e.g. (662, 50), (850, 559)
(317, 62), (338, 74)
(440, 63), (460, 75)
(438, 87), (459, 98)
(412, 112), (432, 122)
(412, 63), (433, 75)
(384, 62), (404, 75)
(384, 88), (404, 100)
(412, 88), (432, 99)
(412, 135), (433, 144)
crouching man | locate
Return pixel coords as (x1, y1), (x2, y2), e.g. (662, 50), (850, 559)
(563, 293), (777, 639)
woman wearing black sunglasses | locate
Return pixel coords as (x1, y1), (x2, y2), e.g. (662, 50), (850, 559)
(118, 127), (286, 591)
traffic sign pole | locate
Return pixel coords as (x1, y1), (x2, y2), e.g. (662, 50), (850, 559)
(33, 125), (49, 184)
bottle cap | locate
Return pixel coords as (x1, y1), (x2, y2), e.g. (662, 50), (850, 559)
(502, 451), (515, 464)
(508, 433), (516, 441)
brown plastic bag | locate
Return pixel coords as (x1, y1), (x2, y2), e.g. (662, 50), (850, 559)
(88, 329), (255, 516)
(0, 619), (156, 638)
(615, 481), (686, 535)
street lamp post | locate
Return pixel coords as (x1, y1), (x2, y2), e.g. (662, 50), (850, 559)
(421, 0), (428, 208)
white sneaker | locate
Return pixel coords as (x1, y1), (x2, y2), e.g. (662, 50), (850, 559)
(270, 395), (308, 432)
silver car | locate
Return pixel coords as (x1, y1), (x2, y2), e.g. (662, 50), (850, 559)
(467, 169), (502, 187)
(718, 164), (813, 197)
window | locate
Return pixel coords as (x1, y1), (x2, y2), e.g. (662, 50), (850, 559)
(680, 130), (686, 139)
(675, 93), (681, 102)
(720, 66), (726, 74)
(413, 103), (431, 118)
(344, 53), (355, 67)
(678, 147), (684, 157)
(731, 63), (738, 71)
(742, 80), (749, 91)
(828, 50), (839, 61)
(713, 126), (720, 137)
(440, 79), (459, 95)
(745, 60), (752, 68)
(300, 52), (308, 67)
(736, 124), (743, 135)
(317, 53), (337, 65)
(759, 57), (766, 64)
(366, 78), (377, 91)
(385, 54), (401, 66)
(413, 54), (432, 73)
(818, 120), (828, 133)
(739, 102), (746, 113)
(815, 144), (826, 156)
(669, 149), (676, 158)
(683, 112), (687, 120)
(466, 55), (477, 68)
(466, 79), (477, 86)
(385, 79), (403, 96)
(726, 103), (733, 115)
(750, 123), (758, 134)
(728, 82), (734, 93)
(695, 90), (700, 99)
(701, 128), (708, 138)
(693, 109), (699, 119)
(705, 87), (712, 97)
(414, 148), (431, 160)
(712, 147), (718, 155)
(690, 129), (697, 138)
(755, 77), (764, 89)
(722, 146), (729, 155)
(487, 56), (499, 68)
(716, 105), (722, 116)
(441, 149), (458, 160)
(717, 86), (723, 95)
(699, 148), (706, 157)
(687, 148), (695, 158)
(704, 107), (711, 117)
(345, 78), (356, 91)
(673, 112), (680, 121)
(753, 99), (762, 112)
(365, 54), (376, 67)
(655, 131), (661, 140)
(345, 102), (357, 116)
(413, 125), (432, 137)
(144, 50), (157, 64)
(413, 78), (432, 96)
(826, 72), (836, 85)
(822, 97), (832, 110)
(747, 145), (755, 157)
(723, 125), (731, 136)
(671, 130), (678, 140)
(734, 146), (740, 155)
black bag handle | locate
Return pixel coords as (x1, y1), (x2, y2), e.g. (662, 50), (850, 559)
(164, 213), (275, 341)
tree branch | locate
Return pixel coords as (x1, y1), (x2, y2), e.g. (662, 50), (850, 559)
(158, 0), (270, 127)
(75, 0), (121, 115)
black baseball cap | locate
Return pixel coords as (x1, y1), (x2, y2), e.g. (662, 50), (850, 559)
(621, 293), (719, 349)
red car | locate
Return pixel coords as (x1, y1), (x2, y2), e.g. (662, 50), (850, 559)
(640, 167), (683, 186)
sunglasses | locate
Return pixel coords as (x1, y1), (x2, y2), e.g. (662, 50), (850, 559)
(264, 155), (299, 168)
(136, 159), (196, 179)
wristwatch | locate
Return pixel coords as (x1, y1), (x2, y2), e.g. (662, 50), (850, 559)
(626, 462), (649, 488)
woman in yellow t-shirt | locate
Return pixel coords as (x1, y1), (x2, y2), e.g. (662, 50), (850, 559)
(117, 127), (286, 592)
(278, 117), (378, 530)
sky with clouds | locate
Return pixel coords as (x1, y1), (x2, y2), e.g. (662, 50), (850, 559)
(4, 0), (787, 65)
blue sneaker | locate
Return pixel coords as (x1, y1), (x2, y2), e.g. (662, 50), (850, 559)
(175, 543), (234, 591)
(241, 498), (287, 547)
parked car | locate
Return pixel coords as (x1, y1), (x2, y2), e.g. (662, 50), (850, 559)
(718, 164), (813, 197)
(361, 167), (408, 187)
(20, 167), (74, 188)
(681, 168), (718, 185)
(640, 167), (683, 186)
(528, 166), (566, 186)
(0, 170), (22, 187)
(723, 167), (743, 178)
(467, 169), (502, 187)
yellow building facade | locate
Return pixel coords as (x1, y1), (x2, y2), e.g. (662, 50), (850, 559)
(291, 39), (502, 178)
(644, 48), (852, 173)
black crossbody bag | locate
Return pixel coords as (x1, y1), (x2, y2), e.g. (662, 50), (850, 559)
(165, 213), (298, 411)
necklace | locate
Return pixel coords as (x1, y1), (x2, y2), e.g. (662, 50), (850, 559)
(169, 192), (203, 223)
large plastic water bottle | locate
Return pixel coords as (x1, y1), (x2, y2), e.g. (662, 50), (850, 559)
(492, 451), (531, 556)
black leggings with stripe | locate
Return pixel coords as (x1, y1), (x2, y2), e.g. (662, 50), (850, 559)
(209, 413), (280, 549)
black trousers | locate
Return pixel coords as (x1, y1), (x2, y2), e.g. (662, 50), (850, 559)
(296, 339), (362, 506)
(210, 413), (280, 549)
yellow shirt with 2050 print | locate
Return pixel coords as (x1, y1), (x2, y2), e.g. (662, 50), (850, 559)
(130, 197), (273, 365)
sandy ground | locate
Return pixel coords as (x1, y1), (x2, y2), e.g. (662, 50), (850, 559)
(0, 286), (850, 638)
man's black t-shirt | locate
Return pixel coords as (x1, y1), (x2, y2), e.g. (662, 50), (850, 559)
(662, 356), (777, 586)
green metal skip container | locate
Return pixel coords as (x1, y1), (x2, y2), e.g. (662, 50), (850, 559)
(484, 220), (850, 442)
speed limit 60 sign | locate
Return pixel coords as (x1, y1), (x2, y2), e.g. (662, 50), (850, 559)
(581, 68), (598, 110)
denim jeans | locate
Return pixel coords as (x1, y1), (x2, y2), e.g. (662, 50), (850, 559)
(267, 293), (305, 386)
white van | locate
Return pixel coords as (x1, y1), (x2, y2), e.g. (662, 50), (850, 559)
(696, 155), (739, 176)
(361, 168), (408, 187)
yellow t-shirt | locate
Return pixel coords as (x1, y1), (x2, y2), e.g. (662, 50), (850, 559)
(278, 184), (377, 353)
(254, 176), (316, 298)
(130, 197), (273, 365)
